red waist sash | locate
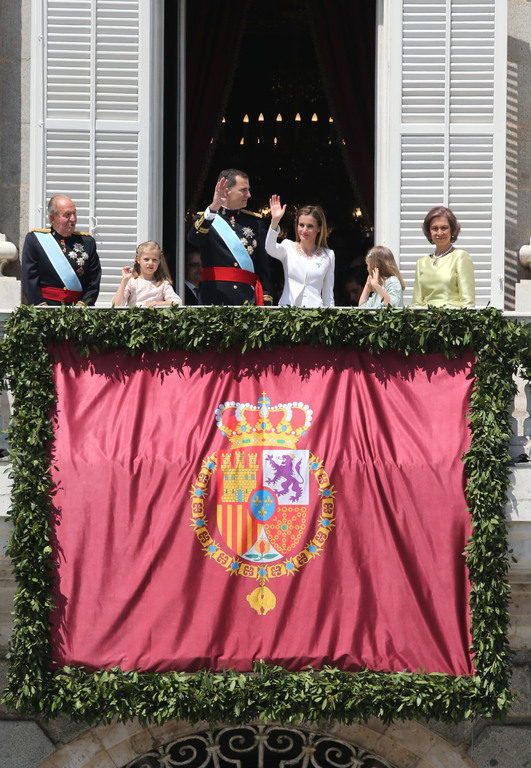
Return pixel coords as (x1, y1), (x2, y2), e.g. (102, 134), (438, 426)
(41, 286), (83, 303)
(201, 267), (264, 306)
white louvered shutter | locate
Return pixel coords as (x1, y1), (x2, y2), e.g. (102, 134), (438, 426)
(376, 0), (507, 307)
(30, 0), (163, 306)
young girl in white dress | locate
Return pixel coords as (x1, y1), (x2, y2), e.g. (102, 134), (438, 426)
(112, 241), (183, 307)
(266, 195), (335, 307)
(358, 246), (405, 308)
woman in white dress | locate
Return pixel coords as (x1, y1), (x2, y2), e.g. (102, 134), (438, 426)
(266, 195), (335, 307)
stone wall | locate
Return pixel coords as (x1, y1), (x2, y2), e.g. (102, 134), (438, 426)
(0, 0), (30, 278)
(507, 0), (531, 309)
(1, 701), (531, 768)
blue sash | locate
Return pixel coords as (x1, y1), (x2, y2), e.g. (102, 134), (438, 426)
(34, 232), (83, 291)
(211, 215), (255, 272)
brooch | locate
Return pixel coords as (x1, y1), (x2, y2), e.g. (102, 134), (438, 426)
(240, 226), (257, 256)
(68, 243), (89, 269)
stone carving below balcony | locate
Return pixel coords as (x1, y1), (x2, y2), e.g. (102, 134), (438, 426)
(124, 726), (397, 768)
(0, 234), (21, 309)
(0, 233), (17, 275)
(519, 239), (531, 272)
(516, 240), (531, 310)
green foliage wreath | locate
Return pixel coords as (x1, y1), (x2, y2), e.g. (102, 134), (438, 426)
(0, 304), (530, 725)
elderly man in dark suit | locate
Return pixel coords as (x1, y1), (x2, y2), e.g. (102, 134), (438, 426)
(22, 194), (101, 306)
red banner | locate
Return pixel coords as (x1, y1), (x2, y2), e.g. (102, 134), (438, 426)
(49, 343), (474, 675)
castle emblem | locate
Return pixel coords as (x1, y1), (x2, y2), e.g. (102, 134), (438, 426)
(190, 393), (335, 614)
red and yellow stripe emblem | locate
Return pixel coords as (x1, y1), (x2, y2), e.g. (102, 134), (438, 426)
(217, 503), (263, 556)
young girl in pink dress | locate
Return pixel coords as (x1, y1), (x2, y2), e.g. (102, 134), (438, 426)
(112, 241), (182, 307)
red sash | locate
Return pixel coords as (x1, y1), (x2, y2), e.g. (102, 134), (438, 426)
(202, 267), (264, 306)
(41, 286), (83, 304)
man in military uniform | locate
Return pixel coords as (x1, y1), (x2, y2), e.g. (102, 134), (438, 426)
(22, 195), (102, 306)
(187, 169), (273, 305)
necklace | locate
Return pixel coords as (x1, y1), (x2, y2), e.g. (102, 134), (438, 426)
(431, 245), (454, 265)
(296, 242), (322, 259)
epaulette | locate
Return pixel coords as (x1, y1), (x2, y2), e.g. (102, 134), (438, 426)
(241, 209), (262, 219)
(193, 213), (210, 234)
(30, 228), (93, 236)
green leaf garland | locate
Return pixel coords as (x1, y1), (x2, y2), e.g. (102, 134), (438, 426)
(1, 304), (528, 725)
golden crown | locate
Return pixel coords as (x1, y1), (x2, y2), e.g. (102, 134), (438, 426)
(215, 392), (312, 449)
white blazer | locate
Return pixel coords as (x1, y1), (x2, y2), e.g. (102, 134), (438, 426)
(266, 227), (335, 307)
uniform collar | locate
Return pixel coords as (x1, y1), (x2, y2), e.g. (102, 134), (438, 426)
(220, 206), (241, 216)
(51, 226), (71, 242)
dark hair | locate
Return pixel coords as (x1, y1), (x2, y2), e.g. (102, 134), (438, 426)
(295, 205), (329, 249)
(366, 245), (406, 290)
(422, 206), (461, 243)
(185, 248), (201, 266)
(217, 169), (249, 189)
(344, 265), (368, 287)
(133, 241), (173, 285)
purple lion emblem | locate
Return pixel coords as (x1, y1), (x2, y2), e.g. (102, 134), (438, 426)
(266, 454), (305, 502)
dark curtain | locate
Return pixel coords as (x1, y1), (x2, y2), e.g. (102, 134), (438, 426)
(185, 1), (250, 213)
(308, 0), (376, 224)
(185, 0), (375, 222)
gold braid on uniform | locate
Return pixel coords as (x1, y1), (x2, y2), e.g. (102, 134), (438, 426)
(194, 213), (210, 234)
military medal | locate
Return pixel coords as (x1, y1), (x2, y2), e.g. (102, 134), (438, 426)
(241, 226), (257, 255)
(67, 242), (89, 275)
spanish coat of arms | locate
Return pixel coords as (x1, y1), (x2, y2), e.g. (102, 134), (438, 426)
(190, 393), (335, 614)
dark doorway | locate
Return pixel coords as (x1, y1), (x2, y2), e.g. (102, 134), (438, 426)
(164, 0), (376, 304)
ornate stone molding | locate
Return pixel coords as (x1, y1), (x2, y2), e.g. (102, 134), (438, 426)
(519, 239), (531, 271)
(0, 234), (17, 276)
(124, 726), (396, 768)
